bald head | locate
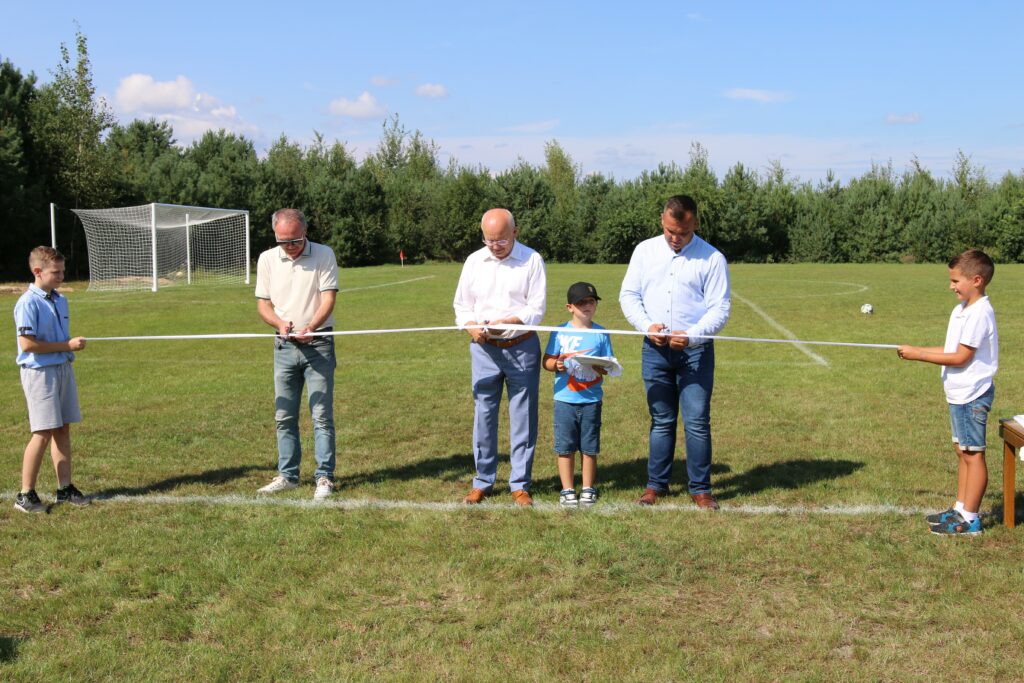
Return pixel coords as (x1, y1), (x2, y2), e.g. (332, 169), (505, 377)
(480, 208), (517, 259)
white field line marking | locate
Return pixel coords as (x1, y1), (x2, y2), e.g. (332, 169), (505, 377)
(338, 275), (434, 294)
(733, 292), (830, 367)
(1, 491), (932, 516)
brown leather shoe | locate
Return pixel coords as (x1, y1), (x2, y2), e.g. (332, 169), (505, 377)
(638, 488), (666, 506)
(463, 488), (489, 504)
(510, 489), (534, 507)
(690, 492), (720, 510)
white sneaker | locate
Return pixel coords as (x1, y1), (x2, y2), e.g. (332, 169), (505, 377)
(313, 476), (334, 500)
(257, 476), (297, 493)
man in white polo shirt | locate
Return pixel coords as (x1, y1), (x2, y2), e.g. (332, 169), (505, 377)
(254, 209), (340, 500)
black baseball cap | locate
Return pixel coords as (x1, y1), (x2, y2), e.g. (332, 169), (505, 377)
(567, 282), (601, 305)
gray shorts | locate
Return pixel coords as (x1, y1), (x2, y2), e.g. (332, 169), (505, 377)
(20, 363), (82, 432)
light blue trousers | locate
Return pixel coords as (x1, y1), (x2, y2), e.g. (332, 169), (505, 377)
(469, 337), (540, 492)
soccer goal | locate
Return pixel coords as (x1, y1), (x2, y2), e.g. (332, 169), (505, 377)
(71, 203), (250, 292)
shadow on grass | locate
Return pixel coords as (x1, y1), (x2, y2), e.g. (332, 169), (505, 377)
(988, 491), (1024, 526)
(531, 458), (733, 495)
(92, 464), (273, 499)
(0, 636), (21, 663)
(335, 453), (473, 488)
(714, 458), (865, 501)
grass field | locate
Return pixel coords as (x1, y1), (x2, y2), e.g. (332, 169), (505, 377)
(3, 262), (1024, 681)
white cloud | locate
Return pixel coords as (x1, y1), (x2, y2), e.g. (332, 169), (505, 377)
(415, 83), (449, 98)
(886, 113), (921, 125)
(500, 119), (560, 133)
(371, 75), (399, 87)
(723, 88), (791, 103)
(116, 74), (197, 112)
(112, 73), (256, 144)
(328, 91), (387, 118)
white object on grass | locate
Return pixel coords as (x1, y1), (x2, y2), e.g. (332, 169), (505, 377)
(860, 303), (874, 314)
(72, 203), (249, 292)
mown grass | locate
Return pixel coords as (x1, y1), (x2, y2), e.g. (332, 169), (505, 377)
(3, 262), (1024, 681)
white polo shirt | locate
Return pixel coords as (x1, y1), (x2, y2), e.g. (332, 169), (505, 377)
(255, 240), (339, 330)
(941, 295), (998, 404)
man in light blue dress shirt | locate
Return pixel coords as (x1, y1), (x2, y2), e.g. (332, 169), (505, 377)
(619, 195), (731, 508)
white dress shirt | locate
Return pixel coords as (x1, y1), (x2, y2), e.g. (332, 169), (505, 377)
(453, 241), (547, 339)
(619, 233), (731, 346)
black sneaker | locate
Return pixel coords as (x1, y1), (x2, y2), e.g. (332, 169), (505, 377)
(55, 483), (90, 506)
(14, 490), (47, 513)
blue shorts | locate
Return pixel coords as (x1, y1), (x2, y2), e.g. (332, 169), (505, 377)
(553, 400), (602, 456)
(949, 383), (994, 452)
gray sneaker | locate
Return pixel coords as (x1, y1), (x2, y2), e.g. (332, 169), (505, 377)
(14, 490), (47, 513)
(55, 483), (90, 506)
(559, 489), (579, 508)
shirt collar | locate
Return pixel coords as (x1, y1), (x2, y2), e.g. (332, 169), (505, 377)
(662, 233), (702, 256)
(956, 295), (989, 315)
(29, 284), (60, 301)
(483, 240), (525, 264)
(277, 239), (313, 261)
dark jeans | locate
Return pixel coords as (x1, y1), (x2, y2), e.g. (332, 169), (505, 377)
(641, 339), (715, 494)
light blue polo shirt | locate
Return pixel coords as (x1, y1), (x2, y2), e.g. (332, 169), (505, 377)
(14, 285), (74, 368)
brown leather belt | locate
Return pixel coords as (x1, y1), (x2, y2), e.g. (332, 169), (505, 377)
(484, 331), (536, 348)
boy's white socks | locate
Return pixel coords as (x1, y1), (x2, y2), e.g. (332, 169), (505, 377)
(960, 510), (980, 523)
(954, 501), (965, 514)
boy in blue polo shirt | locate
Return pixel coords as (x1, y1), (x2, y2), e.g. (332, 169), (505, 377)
(13, 247), (89, 513)
(543, 282), (614, 507)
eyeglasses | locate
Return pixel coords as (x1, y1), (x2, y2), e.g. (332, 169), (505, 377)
(482, 239), (511, 247)
(276, 238), (305, 247)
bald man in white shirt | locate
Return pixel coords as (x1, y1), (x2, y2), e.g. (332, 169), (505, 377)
(454, 209), (547, 506)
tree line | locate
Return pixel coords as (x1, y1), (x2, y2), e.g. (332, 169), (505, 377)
(3, 32), (1023, 280)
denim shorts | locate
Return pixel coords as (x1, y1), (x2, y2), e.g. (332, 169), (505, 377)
(553, 400), (602, 456)
(949, 383), (994, 452)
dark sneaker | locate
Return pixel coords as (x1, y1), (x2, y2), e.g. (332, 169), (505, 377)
(926, 508), (961, 525)
(559, 489), (579, 508)
(14, 490), (47, 513)
(579, 487), (599, 507)
(55, 483), (90, 506)
(930, 516), (983, 536)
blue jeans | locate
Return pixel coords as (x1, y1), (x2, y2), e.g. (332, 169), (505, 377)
(469, 336), (541, 492)
(641, 339), (715, 494)
(273, 336), (336, 483)
(553, 400), (602, 456)
(949, 383), (994, 452)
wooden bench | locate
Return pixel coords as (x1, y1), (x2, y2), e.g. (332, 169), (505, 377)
(998, 419), (1024, 528)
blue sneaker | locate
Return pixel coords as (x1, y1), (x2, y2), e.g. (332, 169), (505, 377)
(930, 516), (983, 536)
(559, 489), (579, 508)
(926, 508), (962, 526)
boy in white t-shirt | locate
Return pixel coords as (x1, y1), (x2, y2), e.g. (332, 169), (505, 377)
(898, 249), (998, 536)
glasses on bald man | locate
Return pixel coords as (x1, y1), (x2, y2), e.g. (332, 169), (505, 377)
(276, 238), (305, 247)
(482, 238), (511, 247)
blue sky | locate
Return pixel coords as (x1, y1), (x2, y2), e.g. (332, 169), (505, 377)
(3, 1), (1021, 183)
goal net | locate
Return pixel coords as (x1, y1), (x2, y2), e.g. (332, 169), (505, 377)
(72, 203), (250, 291)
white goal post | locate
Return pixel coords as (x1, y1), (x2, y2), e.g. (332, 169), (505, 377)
(72, 203), (250, 292)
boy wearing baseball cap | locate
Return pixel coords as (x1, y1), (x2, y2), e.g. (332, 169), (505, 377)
(542, 282), (614, 507)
